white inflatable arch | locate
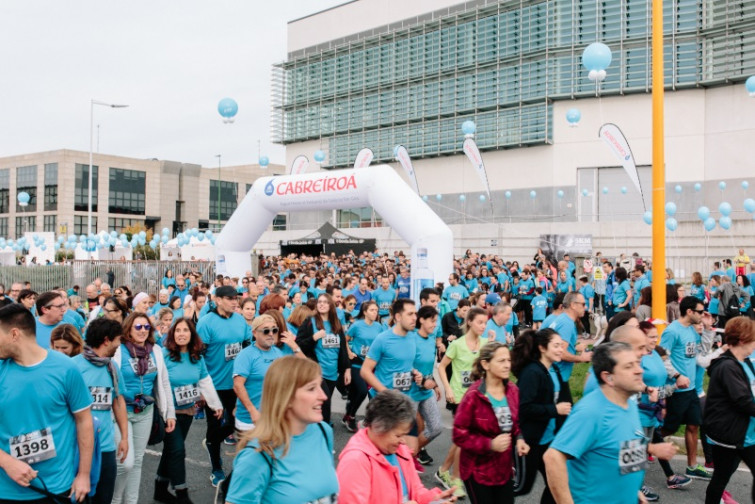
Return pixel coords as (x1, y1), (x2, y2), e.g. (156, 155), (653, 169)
(215, 165), (453, 293)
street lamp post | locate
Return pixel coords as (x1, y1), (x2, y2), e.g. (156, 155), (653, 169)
(89, 100), (128, 238)
(215, 154), (222, 231)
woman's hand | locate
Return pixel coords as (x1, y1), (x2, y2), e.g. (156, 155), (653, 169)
(555, 402), (572, 415)
(280, 331), (299, 350)
(516, 439), (530, 456)
(165, 418), (176, 433)
(213, 408), (224, 420)
(445, 390), (455, 404)
(314, 329), (326, 341)
(344, 368), (351, 386)
(491, 433), (512, 452)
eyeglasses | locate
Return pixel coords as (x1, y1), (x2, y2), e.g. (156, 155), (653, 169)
(46, 303), (67, 310)
(573, 302), (586, 306)
(692, 309), (705, 314)
(134, 323), (151, 331)
(257, 327), (279, 335)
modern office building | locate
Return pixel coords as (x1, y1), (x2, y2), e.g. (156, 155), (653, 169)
(0, 149), (283, 239)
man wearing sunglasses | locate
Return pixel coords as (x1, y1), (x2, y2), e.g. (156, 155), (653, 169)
(34, 291), (67, 349)
(659, 296), (710, 480)
(195, 285), (252, 487)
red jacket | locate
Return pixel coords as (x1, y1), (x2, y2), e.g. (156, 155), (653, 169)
(452, 379), (521, 486)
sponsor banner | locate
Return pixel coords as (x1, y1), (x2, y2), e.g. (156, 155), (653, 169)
(290, 155), (309, 176)
(353, 148), (374, 169)
(598, 123), (645, 209)
(394, 145), (420, 194)
(258, 169), (366, 211)
(539, 234), (593, 266)
(462, 138), (491, 199)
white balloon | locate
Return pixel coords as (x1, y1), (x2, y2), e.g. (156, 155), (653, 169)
(597, 69), (607, 81)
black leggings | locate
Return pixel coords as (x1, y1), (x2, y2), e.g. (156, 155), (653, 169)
(322, 378), (337, 424)
(204, 388), (237, 471)
(464, 476), (514, 504)
(705, 443), (755, 504)
(92, 450), (117, 504)
(513, 443), (555, 504)
(346, 365), (368, 417)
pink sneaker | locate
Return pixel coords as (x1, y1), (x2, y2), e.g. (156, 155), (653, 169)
(413, 456), (425, 473)
(722, 490), (739, 504)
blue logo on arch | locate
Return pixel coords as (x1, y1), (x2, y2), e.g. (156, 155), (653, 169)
(264, 180), (275, 196)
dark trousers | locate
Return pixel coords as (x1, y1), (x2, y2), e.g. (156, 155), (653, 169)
(346, 365), (368, 417)
(698, 397), (713, 464)
(157, 414), (193, 489)
(92, 450), (117, 504)
(322, 378), (337, 424)
(651, 430), (675, 478)
(205, 388), (237, 471)
(0, 494), (72, 504)
(464, 476), (514, 504)
(519, 299), (533, 325)
(704, 443), (755, 504)
(514, 442), (555, 504)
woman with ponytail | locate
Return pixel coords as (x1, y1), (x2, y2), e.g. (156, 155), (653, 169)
(511, 328), (572, 503)
(452, 341), (529, 503)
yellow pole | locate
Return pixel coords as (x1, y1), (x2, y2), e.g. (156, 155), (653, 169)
(651, 0), (666, 331)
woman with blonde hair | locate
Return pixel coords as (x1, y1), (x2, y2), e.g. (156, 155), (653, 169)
(50, 323), (84, 356)
(225, 356), (339, 504)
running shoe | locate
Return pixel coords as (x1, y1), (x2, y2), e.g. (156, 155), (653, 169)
(705, 461), (715, 472)
(434, 469), (452, 490)
(721, 490), (739, 504)
(341, 415), (357, 433)
(686, 464), (712, 479)
(194, 408), (205, 420)
(641, 485), (659, 502)
(417, 448), (434, 466)
(224, 434), (236, 446)
(666, 474), (692, 489)
(413, 456), (425, 473)
(210, 470), (226, 488)
(451, 477), (466, 498)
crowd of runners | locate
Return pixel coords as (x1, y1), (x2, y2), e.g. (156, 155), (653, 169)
(0, 247), (754, 504)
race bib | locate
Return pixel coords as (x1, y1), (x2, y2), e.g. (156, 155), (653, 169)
(493, 405), (513, 432)
(461, 370), (472, 388)
(174, 383), (200, 406)
(450, 292), (461, 301)
(399, 286), (408, 294)
(129, 356), (157, 375)
(322, 333), (340, 349)
(359, 345), (369, 358)
(379, 302), (391, 311)
(305, 495), (338, 504)
(685, 342), (696, 358)
(392, 371), (413, 391)
(750, 379), (755, 398)
(618, 438), (648, 475)
(89, 386), (113, 411)
(225, 342), (242, 361)
(9, 428), (56, 464)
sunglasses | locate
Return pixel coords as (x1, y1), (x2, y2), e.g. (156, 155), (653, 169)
(692, 309), (705, 314)
(258, 327), (279, 335)
(134, 323), (151, 331)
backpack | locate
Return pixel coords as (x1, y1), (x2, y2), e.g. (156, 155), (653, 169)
(215, 422), (329, 504)
(724, 287), (741, 317)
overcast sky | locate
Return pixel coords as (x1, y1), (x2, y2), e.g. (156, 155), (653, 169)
(0, 1), (344, 168)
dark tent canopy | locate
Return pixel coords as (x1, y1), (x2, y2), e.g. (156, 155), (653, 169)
(280, 222), (377, 257)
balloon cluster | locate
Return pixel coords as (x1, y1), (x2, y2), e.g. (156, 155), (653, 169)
(175, 228), (216, 247)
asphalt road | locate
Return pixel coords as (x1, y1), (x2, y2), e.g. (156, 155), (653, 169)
(139, 393), (753, 504)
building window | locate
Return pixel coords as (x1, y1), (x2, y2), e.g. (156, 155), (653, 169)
(109, 168), (146, 215)
(108, 217), (143, 232)
(16, 165), (37, 212)
(209, 180), (238, 221)
(74, 215), (97, 235)
(43, 215), (57, 232)
(0, 218), (7, 238)
(75, 164), (98, 212)
(0, 169), (9, 214)
(272, 214), (287, 230)
(44, 163), (58, 211)
(246, 183), (252, 193)
(338, 207), (381, 228)
(16, 216), (36, 238)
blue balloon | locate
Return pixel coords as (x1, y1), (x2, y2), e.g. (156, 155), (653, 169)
(54, 243), (60, 251)
(674, 185), (682, 194)
(747, 76), (755, 96)
(665, 201), (677, 216)
(643, 211), (652, 225)
(422, 195), (428, 201)
(719, 201), (732, 216)
(582, 42), (612, 71)
(459, 194), (466, 202)
(479, 194), (486, 202)
(505, 191), (512, 199)
(565, 109), (581, 125)
(602, 186), (609, 194)
(313, 150), (326, 163)
(435, 194), (442, 201)
(697, 206), (711, 220)
(461, 120), (476, 135)
(621, 186), (627, 194)
(530, 190), (537, 199)
(665, 217), (678, 231)
(582, 189), (589, 197)
(161, 227), (170, 236)
(205, 230), (213, 238)
(217, 97), (238, 119)
(120, 238), (128, 248)
(138, 230), (146, 238)
(694, 182), (702, 192)
(161, 235), (169, 244)
(719, 181), (727, 191)
(719, 216), (732, 230)
(743, 181), (750, 190)
(744, 198), (755, 213)
(259, 156), (269, 167)
(704, 217), (716, 231)
(40, 244), (47, 251)
(557, 190), (564, 198)
(17, 192), (30, 204)
(79, 235), (87, 243)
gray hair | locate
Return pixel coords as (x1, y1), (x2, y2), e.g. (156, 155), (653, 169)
(491, 302), (512, 316)
(593, 341), (632, 385)
(364, 390), (415, 434)
(563, 291), (583, 308)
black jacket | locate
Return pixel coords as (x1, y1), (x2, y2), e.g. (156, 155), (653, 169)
(516, 360), (572, 445)
(295, 317), (350, 378)
(703, 351), (755, 448)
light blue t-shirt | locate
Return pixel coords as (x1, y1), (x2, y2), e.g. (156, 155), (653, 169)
(442, 285), (469, 310)
(0, 351), (92, 500)
(226, 422), (338, 504)
(550, 388), (646, 504)
(372, 287), (396, 317)
(384, 453), (408, 500)
(232, 345), (286, 423)
(659, 320), (700, 392)
(396, 276), (411, 299)
(196, 311), (253, 390)
(366, 328), (417, 397)
(639, 350), (667, 428)
(738, 360), (755, 447)
(64, 309), (86, 334)
(549, 313), (578, 381)
(409, 330), (437, 402)
(119, 344), (158, 409)
(484, 318), (507, 343)
(505, 311), (519, 335)
(532, 295), (548, 322)
(689, 284), (706, 303)
(540, 366), (561, 445)
(72, 355), (126, 452)
(312, 318), (342, 381)
(346, 319), (386, 365)
(518, 278), (535, 300)
(162, 348), (210, 411)
(632, 276), (650, 306)
(35, 319), (63, 349)
(612, 280), (631, 310)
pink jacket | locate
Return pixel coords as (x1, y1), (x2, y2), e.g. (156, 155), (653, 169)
(337, 428), (443, 504)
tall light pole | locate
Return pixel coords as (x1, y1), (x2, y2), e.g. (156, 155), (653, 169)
(215, 154), (222, 231)
(89, 99), (128, 237)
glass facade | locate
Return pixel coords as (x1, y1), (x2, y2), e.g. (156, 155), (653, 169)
(75, 164), (98, 212)
(16, 216), (36, 237)
(0, 218), (7, 238)
(209, 180), (238, 221)
(273, 0), (755, 167)
(44, 163), (58, 211)
(43, 215), (56, 232)
(109, 168), (146, 215)
(0, 169), (8, 214)
(74, 215), (97, 235)
(16, 165), (37, 212)
(108, 217), (142, 232)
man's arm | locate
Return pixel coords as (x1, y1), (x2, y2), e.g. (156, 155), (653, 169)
(233, 376), (259, 423)
(112, 395), (129, 462)
(360, 358), (386, 393)
(71, 408), (94, 502)
(544, 448), (573, 504)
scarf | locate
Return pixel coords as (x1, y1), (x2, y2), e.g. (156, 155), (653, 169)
(124, 341), (155, 376)
(82, 346), (120, 395)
